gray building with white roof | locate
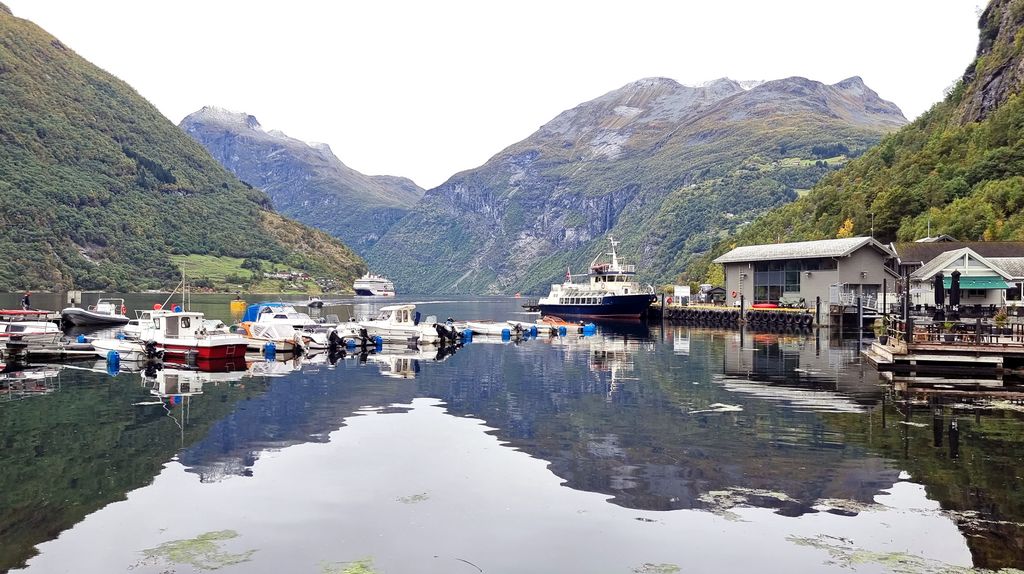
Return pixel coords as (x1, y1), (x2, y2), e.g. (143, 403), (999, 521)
(713, 237), (897, 313)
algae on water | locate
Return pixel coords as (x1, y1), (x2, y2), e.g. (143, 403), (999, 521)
(788, 534), (1024, 574)
(321, 558), (377, 574)
(632, 563), (681, 573)
(140, 530), (256, 570)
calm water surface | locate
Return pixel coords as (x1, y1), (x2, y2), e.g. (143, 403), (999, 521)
(2, 294), (1024, 573)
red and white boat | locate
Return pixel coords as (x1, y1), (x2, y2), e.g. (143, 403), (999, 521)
(137, 310), (248, 360)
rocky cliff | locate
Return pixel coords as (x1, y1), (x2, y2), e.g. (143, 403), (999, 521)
(690, 0), (1024, 277)
(367, 76), (906, 294)
(181, 107), (424, 253)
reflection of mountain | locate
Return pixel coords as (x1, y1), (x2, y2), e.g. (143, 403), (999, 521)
(0, 369), (267, 572)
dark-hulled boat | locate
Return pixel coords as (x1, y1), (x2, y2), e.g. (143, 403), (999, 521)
(538, 237), (656, 318)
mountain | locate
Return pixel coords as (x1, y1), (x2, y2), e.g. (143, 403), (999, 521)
(691, 0), (1024, 281)
(0, 5), (365, 291)
(180, 107), (424, 253)
(366, 75), (906, 294)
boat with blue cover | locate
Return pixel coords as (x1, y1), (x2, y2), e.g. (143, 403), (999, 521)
(537, 237), (656, 318)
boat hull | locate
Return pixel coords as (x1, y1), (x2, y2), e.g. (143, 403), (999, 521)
(539, 294), (656, 318)
(158, 341), (248, 360)
(61, 308), (130, 326)
(354, 288), (395, 297)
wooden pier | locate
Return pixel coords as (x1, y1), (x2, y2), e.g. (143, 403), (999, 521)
(862, 317), (1024, 386)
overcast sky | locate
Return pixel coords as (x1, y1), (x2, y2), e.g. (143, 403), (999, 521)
(6, 1), (983, 189)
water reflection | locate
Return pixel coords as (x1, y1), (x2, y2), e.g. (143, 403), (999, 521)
(4, 298), (1024, 571)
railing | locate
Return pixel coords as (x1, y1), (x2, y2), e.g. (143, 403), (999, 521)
(884, 317), (1024, 348)
(832, 292), (877, 310)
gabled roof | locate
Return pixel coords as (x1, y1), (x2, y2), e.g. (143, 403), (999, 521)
(910, 247), (1013, 280)
(892, 241), (1024, 265)
(988, 257), (1024, 279)
(713, 237), (892, 264)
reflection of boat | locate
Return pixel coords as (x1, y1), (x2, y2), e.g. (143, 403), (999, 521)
(366, 346), (455, 379)
(538, 236), (656, 318)
(60, 298), (130, 326)
(354, 273), (396, 297)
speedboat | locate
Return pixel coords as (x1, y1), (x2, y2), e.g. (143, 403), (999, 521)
(358, 304), (458, 346)
(61, 298), (130, 326)
(241, 302), (319, 328)
(306, 295), (325, 308)
(91, 338), (162, 361)
(353, 273), (396, 297)
(538, 236), (656, 318)
(238, 322), (304, 353)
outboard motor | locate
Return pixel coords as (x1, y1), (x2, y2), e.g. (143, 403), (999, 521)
(328, 329), (343, 352)
(414, 311), (421, 326)
(358, 328), (372, 347)
(144, 340), (162, 359)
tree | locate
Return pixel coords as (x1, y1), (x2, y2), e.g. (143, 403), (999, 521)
(836, 218), (855, 238)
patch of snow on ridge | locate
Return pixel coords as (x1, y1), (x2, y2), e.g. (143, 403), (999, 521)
(195, 106), (262, 130)
(739, 80), (765, 90)
(614, 106), (643, 118)
(589, 131), (629, 159)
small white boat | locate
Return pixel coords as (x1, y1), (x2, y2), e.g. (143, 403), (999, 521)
(238, 322), (304, 353)
(306, 295), (325, 308)
(466, 320), (515, 336)
(61, 298), (130, 326)
(359, 305), (458, 346)
(241, 302), (319, 328)
(92, 338), (161, 361)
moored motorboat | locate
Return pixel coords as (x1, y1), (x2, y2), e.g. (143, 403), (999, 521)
(61, 298), (130, 326)
(137, 310), (248, 360)
(538, 236), (656, 318)
(241, 302), (319, 329)
(359, 304), (457, 346)
(238, 322), (304, 353)
(306, 295), (325, 308)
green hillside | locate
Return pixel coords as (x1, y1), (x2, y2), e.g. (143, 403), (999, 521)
(691, 0), (1024, 282)
(0, 4), (365, 291)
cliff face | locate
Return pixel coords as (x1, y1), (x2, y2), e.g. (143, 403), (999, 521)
(959, 0), (1024, 123)
(0, 9), (364, 290)
(181, 107), (424, 254)
(367, 76), (906, 294)
(691, 0), (1024, 282)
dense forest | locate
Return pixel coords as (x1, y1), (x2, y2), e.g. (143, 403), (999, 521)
(0, 4), (364, 291)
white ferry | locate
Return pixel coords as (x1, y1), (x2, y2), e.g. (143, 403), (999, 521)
(353, 273), (396, 297)
(538, 237), (656, 318)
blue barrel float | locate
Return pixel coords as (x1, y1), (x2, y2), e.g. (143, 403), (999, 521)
(263, 341), (276, 360)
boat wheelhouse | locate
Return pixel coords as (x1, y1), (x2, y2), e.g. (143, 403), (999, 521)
(538, 237), (656, 318)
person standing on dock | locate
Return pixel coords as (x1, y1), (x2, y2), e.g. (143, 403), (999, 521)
(21, 291), (30, 310)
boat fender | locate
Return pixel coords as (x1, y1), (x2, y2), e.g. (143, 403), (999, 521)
(462, 328), (473, 342)
(115, 332), (126, 340)
(263, 341), (276, 360)
(76, 334), (86, 343)
(501, 328), (511, 340)
(121, 304), (127, 314)
(558, 326), (567, 336)
(529, 325), (537, 336)
(345, 338), (357, 349)
(106, 350), (120, 365)
(373, 335), (383, 347)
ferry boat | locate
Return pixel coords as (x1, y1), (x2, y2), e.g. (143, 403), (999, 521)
(353, 273), (396, 297)
(538, 237), (656, 318)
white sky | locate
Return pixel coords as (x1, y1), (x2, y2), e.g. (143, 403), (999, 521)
(6, 1), (983, 189)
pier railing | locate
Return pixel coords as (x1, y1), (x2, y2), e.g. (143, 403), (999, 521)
(887, 317), (1024, 349)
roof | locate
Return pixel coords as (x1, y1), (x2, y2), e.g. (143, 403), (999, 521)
(988, 257), (1024, 279)
(910, 247), (1013, 280)
(713, 236), (892, 264)
(892, 241), (1024, 265)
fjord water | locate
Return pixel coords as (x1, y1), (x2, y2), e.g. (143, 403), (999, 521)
(3, 295), (1024, 573)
